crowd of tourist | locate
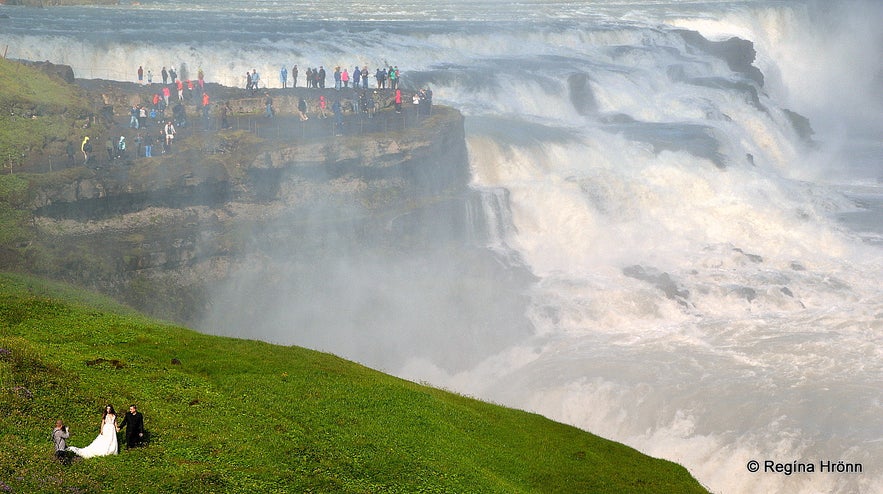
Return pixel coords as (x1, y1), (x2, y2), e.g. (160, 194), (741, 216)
(75, 62), (432, 167)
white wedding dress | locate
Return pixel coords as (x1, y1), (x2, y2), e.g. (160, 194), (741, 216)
(68, 413), (118, 458)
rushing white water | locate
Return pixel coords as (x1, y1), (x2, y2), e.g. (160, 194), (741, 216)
(3, 1), (881, 492)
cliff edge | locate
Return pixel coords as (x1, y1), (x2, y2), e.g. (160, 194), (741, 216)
(0, 58), (473, 323)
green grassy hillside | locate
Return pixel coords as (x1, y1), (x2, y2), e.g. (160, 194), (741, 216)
(0, 272), (709, 493)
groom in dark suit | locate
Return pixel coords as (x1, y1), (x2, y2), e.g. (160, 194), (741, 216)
(119, 404), (145, 449)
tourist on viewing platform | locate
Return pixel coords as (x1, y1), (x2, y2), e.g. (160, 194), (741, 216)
(318, 66), (326, 88)
(319, 95), (328, 118)
(197, 67), (204, 89)
(251, 69), (260, 93)
(245, 71), (252, 91)
(265, 93), (274, 118)
(297, 97), (309, 121)
(144, 132), (152, 158)
(292, 64), (298, 87)
(161, 66), (168, 85)
(341, 68), (349, 88)
(129, 105), (139, 128)
(280, 66), (287, 88)
(388, 66), (397, 90)
(220, 101), (230, 129)
(137, 65), (143, 84)
(353, 64), (361, 88)
(202, 91), (211, 121)
(81, 136), (91, 165)
(162, 120), (176, 152)
(366, 91), (376, 118)
(361, 66), (369, 89)
(332, 98), (343, 136)
(375, 67), (385, 89)
(305, 67), (313, 88)
(147, 69), (153, 84)
(334, 66), (341, 90)
(169, 67), (177, 83)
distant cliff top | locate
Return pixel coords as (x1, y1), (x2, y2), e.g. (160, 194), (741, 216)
(1, 0), (118, 6)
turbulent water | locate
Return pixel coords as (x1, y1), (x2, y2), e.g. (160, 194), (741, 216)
(3, 1), (882, 492)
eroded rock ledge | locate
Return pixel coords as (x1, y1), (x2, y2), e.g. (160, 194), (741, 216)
(29, 86), (474, 323)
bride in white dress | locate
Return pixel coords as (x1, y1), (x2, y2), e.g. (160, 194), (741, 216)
(68, 405), (119, 458)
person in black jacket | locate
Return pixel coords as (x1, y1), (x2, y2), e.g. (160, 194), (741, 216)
(119, 404), (145, 449)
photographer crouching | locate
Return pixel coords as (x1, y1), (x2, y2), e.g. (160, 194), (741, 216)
(52, 420), (72, 465)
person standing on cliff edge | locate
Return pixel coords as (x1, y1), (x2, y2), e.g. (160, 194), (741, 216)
(265, 93), (274, 118)
(137, 65), (143, 84)
(297, 97), (308, 121)
(220, 101), (231, 129)
(81, 136), (91, 165)
(202, 91), (210, 122)
(163, 120), (176, 153)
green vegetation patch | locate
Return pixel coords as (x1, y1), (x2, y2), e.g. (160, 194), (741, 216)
(0, 272), (709, 493)
(0, 58), (92, 170)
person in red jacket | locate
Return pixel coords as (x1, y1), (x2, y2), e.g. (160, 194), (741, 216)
(319, 94), (328, 118)
(202, 91), (210, 121)
(394, 89), (402, 113)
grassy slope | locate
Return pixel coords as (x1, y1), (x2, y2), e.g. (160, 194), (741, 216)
(0, 57), (92, 170)
(0, 272), (709, 493)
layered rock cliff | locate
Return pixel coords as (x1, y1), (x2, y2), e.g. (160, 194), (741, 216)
(28, 97), (473, 323)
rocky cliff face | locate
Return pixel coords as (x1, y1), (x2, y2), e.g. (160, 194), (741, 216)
(30, 105), (474, 323)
